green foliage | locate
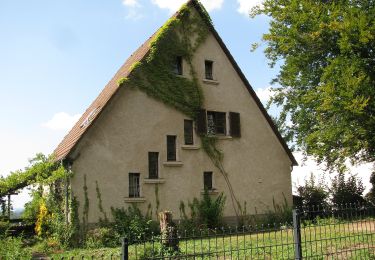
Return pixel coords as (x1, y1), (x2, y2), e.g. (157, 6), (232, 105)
(118, 3), (209, 119)
(22, 188), (43, 222)
(0, 153), (69, 198)
(95, 181), (108, 223)
(82, 174), (89, 238)
(297, 173), (329, 208)
(257, 196), (293, 226)
(0, 237), (32, 259)
(331, 173), (365, 205)
(252, 0), (375, 171)
(85, 227), (119, 249)
(110, 205), (159, 240)
(0, 221), (9, 237)
(184, 191), (226, 229)
(366, 172), (375, 205)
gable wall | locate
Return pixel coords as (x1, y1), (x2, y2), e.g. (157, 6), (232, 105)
(69, 18), (293, 224)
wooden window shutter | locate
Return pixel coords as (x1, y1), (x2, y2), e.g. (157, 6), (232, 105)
(196, 109), (207, 135)
(229, 112), (241, 137)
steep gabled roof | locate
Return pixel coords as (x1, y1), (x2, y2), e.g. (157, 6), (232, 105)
(54, 0), (297, 166)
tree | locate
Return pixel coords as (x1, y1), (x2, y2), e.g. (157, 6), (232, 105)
(365, 172), (375, 204)
(252, 0), (375, 171)
(330, 174), (365, 205)
(297, 173), (328, 209)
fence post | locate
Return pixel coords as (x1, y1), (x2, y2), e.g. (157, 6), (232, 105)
(121, 237), (129, 260)
(293, 209), (302, 260)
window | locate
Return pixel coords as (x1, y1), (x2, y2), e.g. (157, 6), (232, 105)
(204, 172), (213, 190)
(167, 135), (177, 161)
(207, 111), (226, 135)
(229, 112), (241, 137)
(205, 60), (213, 80)
(148, 152), (159, 179)
(129, 173), (140, 198)
(173, 56), (183, 75)
(184, 120), (194, 145)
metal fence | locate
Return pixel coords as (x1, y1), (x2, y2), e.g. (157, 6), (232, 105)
(48, 204), (375, 259)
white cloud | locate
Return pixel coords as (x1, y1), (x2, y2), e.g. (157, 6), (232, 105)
(237, 0), (262, 16)
(151, 0), (223, 13)
(125, 8), (145, 20)
(122, 0), (140, 7)
(42, 112), (81, 131)
(255, 86), (274, 103)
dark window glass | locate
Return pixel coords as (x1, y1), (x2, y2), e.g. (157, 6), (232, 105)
(148, 152), (159, 179)
(207, 111), (226, 135)
(229, 112), (241, 137)
(205, 60), (213, 80)
(204, 172), (213, 190)
(167, 135), (177, 161)
(173, 56), (183, 75)
(129, 173), (140, 198)
(184, 120), (194, 145)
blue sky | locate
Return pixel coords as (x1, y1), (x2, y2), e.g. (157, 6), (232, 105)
(0, 0), (372, 208)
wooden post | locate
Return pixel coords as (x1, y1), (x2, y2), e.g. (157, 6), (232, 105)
(159, 211), (179, 252)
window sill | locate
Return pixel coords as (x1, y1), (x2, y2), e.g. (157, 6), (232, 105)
(181, 145), (200, 150)
(124, 197), (146, 203)
(200, 189), (219, 195)
(163, 161), (183, 167)
(217, 136), (233, 140)
(203, 79), (219, 85)
(144, 179), (166, 184)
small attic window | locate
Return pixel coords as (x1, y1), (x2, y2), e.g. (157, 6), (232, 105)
(173, 56), (183, 75)
(205, 60), (214, 80)
(80, 107), (100, 128)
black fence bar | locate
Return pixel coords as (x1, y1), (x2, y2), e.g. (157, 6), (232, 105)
(293, 208), (302, 259)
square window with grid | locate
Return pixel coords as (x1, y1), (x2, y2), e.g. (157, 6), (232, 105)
(207, 111), (226, 135)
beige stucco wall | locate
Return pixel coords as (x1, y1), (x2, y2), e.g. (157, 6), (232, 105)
(69, 15), (293, 224)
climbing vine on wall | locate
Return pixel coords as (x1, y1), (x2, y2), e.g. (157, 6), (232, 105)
(117, 1), (243, 220)
(82, 175), (89, 237)
(118, 3), (209, 119)
(95, 181), (108, 223)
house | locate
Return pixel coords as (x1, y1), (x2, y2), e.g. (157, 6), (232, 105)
(54, 0), (297, 225)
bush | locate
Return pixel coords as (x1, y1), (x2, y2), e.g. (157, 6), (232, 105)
(0, 237), (32, 259)
(85, 227), (119, 248)
(297, 173), (329, 209)
(248, 196), (292, 227)
(331, 173), (365, 205)
(110, 205), (159, 240)
(0, 221), (9, 237)
(180, 191), (226, 230)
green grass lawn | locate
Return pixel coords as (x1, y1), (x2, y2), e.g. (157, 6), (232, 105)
(46, 219), (375, 259)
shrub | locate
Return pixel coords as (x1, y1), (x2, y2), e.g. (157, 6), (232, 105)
(0, 237), (32, 259)
(0, 221), (9, 237)
(184, 191), (226, 229)
(110, 205), (159, 240)
(250, 196), (293, 227)
(22, 189), (43, 223)
(85, 227), (119, 248)
(297, 173), (329, 209)
(331, 173), (365, 205)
